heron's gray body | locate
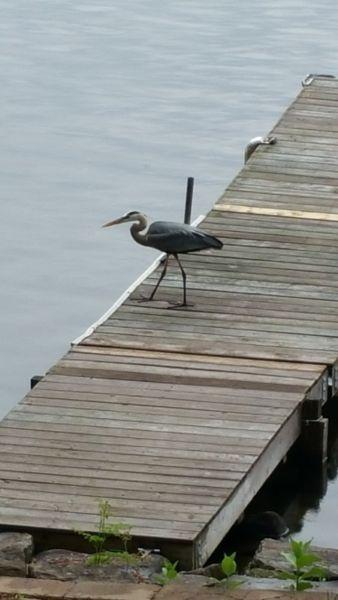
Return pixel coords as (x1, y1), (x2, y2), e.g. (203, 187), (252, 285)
(145, 221), (223, 254)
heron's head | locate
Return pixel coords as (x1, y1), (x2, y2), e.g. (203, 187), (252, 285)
(102, 210), (143, 228)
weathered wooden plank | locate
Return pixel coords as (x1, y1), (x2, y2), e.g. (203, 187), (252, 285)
(186, 219), (338, 244)
(36, 374), (304, 401)
(1, 419), (266, 450)
(0, 423), (265, 455)
(5, 413), (275, 443)
(9, 405), (279, 435)
(0, 479), (222, 506)
(219, 194), (338, 212)
(123, 301), (338, 322)
(67, 347), (323, 376)
(0, 437), (257, 466)
(245, 163), (338, 179)
(128, 285), (338, 312)
(138, 279), (338, 302)
(91, 326), (338, 352)
(0, 507), (200, 539)
(25, 398), (291, 422)
(0, 486), (215, 514)
(215, 204), (338, 222)
(153, 257), (338, 276)
(0, 450), (250, 479)
(230, 176), (338, 197)
(274, 127), (338, 141)
(52, 353), (324, 385)
(83, 333), (337, 363)
(30, 383), (300, 406)
(207, 213), (338, 231)
(249, 153), (338, 167)
(0, 466), (234, 499)
(85, 318), (338, 340)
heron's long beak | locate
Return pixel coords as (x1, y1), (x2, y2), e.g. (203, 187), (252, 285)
(102, 217), (124, 228)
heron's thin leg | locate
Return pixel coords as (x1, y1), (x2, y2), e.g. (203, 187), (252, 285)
(173, 253), (187, 306)
(148, 254), (169, 301)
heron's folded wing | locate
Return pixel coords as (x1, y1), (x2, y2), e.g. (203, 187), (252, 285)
(147, 228), (218, 253)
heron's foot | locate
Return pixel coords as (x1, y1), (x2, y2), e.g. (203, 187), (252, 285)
(167, 301), (194, 310)
(137, 294), (152, 303)
(137, 293), (162, 303)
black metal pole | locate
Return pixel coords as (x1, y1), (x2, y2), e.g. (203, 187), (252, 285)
(184, 177), (194, 224)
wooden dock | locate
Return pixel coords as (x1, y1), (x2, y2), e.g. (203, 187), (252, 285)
(1, 76), (338, 568)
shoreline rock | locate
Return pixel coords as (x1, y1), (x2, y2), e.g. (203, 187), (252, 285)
(249, 539), (338, 580)
(29, 548), (166, 582)
(0, 532), (33, 577)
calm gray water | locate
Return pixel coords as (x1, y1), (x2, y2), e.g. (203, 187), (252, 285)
(1, 0), (338, 545)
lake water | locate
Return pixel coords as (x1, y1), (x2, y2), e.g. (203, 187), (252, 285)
(1, 0), (338, 546)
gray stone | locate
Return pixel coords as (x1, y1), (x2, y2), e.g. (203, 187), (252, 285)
(183, 563), (223, 580)
(0, 532), (34, 577)
(218, 576), (338, 591)
(175, 573), (216, 585)
(247, 566), (282, 578)
(240, 577), (338, 592)
(160, 575), (338, 598)
(177, 572), (294, 591)
(251, 539), (338, 580)
(29, 548), (166, 583)
(239, 576), (294, 590)
(0, 577), (159, 600)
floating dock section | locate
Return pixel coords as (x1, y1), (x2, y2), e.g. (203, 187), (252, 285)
(1, 76), (338, 568)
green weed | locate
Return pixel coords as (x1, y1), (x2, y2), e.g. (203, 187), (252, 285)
(278, 538), (326, 591)
(219, 552), (243, 589)
(155, 559), (179, 585)
(76, 499), (132, 565)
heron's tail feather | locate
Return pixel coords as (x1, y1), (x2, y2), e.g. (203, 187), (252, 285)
(200, 233), (223, 249)
(211, 236), (223, 249)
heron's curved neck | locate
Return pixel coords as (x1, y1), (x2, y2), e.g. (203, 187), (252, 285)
(130, 214), (150, 246)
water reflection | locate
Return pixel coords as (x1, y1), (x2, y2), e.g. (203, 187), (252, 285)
(293, 401), (338, 547)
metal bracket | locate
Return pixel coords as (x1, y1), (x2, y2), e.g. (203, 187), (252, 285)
(302, 73), (336, 87)
(244, 135), (277, 163)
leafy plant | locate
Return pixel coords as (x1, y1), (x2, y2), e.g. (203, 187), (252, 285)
(77, 499), (132, 565)
(278, 538), (326, 591)
(220, 552), (243, 589)
(155, 559), (179, 585)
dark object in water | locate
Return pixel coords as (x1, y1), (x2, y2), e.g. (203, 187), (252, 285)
(207, 511), (289, 571)
(238, 511), (289, 541)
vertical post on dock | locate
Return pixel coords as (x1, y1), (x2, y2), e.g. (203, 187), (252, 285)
(184, 177), (194, 224)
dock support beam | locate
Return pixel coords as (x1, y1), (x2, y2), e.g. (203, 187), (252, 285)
(299, 418), (328, 465)
(330, 360), (338, 398)
(299, 370), (328, 464)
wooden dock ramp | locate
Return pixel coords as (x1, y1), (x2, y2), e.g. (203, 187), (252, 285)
(1, 76), (338, 568)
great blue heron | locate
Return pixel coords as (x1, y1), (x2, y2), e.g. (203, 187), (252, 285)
(102, 210), (223, 307)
